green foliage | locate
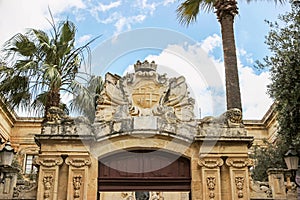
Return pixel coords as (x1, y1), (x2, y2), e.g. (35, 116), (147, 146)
(0, 13), (100, 117)
(256, 6), (300, 144)
(251, 138), (288, 181)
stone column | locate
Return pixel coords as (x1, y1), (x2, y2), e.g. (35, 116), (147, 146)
(65, 155), (91, 200)
(35, 155), (63, 200)
(198, 157), (224, 200)
(267, 168), (286, 199)
(225, 157), (252, 200)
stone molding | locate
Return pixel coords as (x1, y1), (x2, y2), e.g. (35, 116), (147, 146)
(198, 158), (224, 168)
(225, 158), (253, 168)
(65, 157), (91, 168)
(35, 156), (63, 167)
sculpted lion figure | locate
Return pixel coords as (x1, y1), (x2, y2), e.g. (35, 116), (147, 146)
(201, 108), (243, 128)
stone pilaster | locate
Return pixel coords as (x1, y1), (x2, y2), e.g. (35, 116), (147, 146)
(65, 156), (91, 200)
(198, 157), (224, 200)
(267, 168), (286, 199)
(225, 157), (252, 200)
(35, 155), (63, 200)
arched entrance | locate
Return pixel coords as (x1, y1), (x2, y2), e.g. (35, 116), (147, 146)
(98, 150), (191, 199)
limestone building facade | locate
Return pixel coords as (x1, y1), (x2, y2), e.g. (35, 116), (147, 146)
(0, 61), (293, 199)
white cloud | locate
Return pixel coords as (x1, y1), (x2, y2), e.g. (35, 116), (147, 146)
(0, 0), (86, 47)
(163, 0), (176, 6)
(200, 34), (222, 54)
(76, 34), (92, 45)
(114, 15), (146, 34)
(96, 1), (122, 12)
(134, 0), (157, 15)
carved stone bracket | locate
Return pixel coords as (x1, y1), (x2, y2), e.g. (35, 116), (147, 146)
(225, 158), (253, 168)
(35, 156), (63, 167)
(65, 157), (91, 168)
(198, 158), (224, 168)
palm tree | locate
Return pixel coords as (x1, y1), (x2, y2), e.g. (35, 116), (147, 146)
(0, 16), (98, 117)
(177, 0), (286, 111)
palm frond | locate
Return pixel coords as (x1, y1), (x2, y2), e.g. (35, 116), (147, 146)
(177, 0), (215, 26)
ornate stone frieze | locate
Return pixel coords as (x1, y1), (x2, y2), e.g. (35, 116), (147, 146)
(65, 157), (91, 168)
(198, 158), (224, 168)
(35, 156), (63, 167)
(73, 175), (82, 200)
(225, 158), (253, 168)
(207, 176), (216, 200)
(235, 176), (244, 198)
(43, 175), (53, 200)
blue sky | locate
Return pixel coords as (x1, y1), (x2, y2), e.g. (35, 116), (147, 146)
(0, 0), (292, 119)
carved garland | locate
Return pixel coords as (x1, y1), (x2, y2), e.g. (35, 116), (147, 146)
(65, 157), (91, 168)
(207, 176), (216, 200)
(198, 158), (224, 168)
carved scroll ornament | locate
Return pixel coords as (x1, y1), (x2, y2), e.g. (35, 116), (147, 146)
(35, 156), (63, 167)
(225, 158), (253, 168)
(198, 158), (224, 168)
(65, 157), (91, 168)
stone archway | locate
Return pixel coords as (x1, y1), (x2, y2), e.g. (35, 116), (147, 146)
(98, 150), (191, 199)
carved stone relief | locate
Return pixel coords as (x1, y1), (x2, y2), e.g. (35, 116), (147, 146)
(225, 158), (253, 168)
(235, 176), (244, 198)
(43, 175), (53, 200)
(198, 158), (224, 168)
(73, 175), (82, 200)
(65, 157), (91, 168)
(35, 156), (63, 168)
(207, 176), (216, 200)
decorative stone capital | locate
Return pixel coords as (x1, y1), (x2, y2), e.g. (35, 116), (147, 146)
(65, 157), (91, 168)
(225, 158), (253, 168)
(35, 156), (63, 167)
(198, 158), (224, 168)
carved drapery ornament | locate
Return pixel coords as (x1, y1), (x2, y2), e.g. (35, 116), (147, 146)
(73, 175), (82, 200)
(43, 175), (53, 200)
(225, 158), (253, 168)
(35, 156), (63, 167)
(198, 158), (224, 168)
(207, 176), (216, 200)
(65, 157), (91, 168)
(235, 176), (245, 198)
(121, 192), (135, 200)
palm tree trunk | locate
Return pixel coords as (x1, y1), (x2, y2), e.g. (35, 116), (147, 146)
(44, 89), (61, 118)
(215, 0), (242, 111)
